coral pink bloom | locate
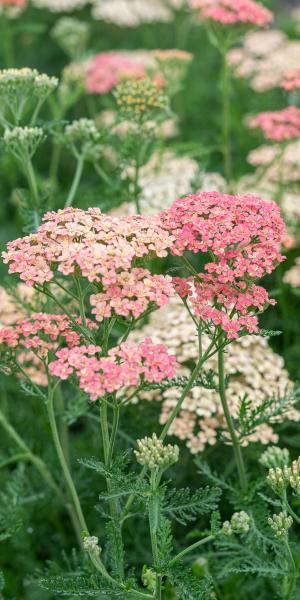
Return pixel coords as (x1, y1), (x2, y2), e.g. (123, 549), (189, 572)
(0, 0), (26, 6)
(191, 0), (273, 27)
(161, 191), (285, 337)
(85, 52), (146, 94)
(49, 339), (178, 401)
(249, 106), (300, 142)
(281, 69), (300, 92)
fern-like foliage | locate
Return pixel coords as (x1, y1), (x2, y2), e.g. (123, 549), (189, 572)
(162, 486), (221, 525)
(105, 521), (125, 580)
(0, 465), (26, 541)
(39, 574), (125, 597)
(168, 566), (214, 600)
(156, 516), (173, 572)
(237, 386), (300, 440)
(143, 369), (228, 393)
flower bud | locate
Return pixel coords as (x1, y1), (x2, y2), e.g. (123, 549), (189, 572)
(268, 512), (293, 539)
(134, 433), (179, 470)
(259, 446), (290, 469)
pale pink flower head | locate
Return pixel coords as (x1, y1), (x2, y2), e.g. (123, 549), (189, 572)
(191, 0), (273, 27)
(281, 69), (300, 93)
(85, 52), (146, 94)
(249, 107), (300, 142)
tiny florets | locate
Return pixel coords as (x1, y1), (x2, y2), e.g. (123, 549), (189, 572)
(134, 433), (179, 470)
(222, 511), (251, 535)
(3, 127), (45, 157)
(249, 107), (300, 142)
(49, 339), (178, 401)
(114, 77), (169, 121)
(191, 0), (273, 27)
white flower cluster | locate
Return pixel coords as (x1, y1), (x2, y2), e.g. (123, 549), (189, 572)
(3, 127), (45, 157)
(51, 17), (89, 59)
(111, 150), (225, 217)
(83, 535), (101, 556)
(228, 30), (300, 91)
(268, 512), (293, 540)
(284, 258), (300, 289)
(134, 433), (179, 470)
(0, 68), (58, 101)
(91, 0), (185, 26)
(129, 297), (298, 454)
(32, 0), (88, 12)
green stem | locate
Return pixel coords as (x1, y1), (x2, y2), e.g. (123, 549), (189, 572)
(169, 535), (214, 566)
(149, 476), (162, 600)
(0, 408), (61, 498)
(47, 385), (88, 534)
(217, 344), (247, 491)
(0, 15), (14, 67)
(94, 162), (113, 187)
(133, 159), (141, 214)
(221, 44), (232, 185)
(64, 156), (85, 208)
(23, 156), (41, 229)
(284, 540), (297, 600)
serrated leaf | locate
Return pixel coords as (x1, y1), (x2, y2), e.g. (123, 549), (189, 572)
(163, 486), (221, 525)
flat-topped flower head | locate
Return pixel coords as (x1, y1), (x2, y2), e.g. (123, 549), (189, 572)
(49, 338), (178, 401)
(0, 68), (58, 122)
(249, 107), (300, 142)
(114, 77), (169, 122)
(160, 191), (285, 337)
(3, 127), (45, 158)
(85, 51), (146, 94)
(281, 69), (300, 93)
(2, 207), (174, 321)
(191, 0), (273, 27)
(63, 118), (103, 160)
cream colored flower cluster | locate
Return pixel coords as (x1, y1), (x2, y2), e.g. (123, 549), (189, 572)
(32, 0), (88, 11)
(112, 150), (225, 216)
(91, 0), (185, 26)
(284, 258), (300, 288)
(129, 297), (298, 453)
(228, 30), (300, 92)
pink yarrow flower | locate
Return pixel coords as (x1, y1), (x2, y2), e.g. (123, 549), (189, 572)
(191, 0), (273, 27)
(249, 107), (300, 142)
(85, 52), (146, 94)
(2, 207), (175, 321)
(160, 191), (285, 338)
(281, 70), (300, 93)
(49, 338), (178, 401)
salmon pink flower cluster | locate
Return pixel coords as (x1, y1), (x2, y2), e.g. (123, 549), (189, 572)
(190, 0), (273, 27)
(0, 313), (97, 357)
(90, 268), (173, 320)
(281, 70), (300, 92)
(249, 107), (300, 142)
(2, 207), (174, 321)
(161, 192), (285, 338)
(85, 52), (146, 94)
(49, 338), (178, 401)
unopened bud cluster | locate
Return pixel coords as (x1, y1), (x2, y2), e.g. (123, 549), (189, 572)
(260, 446), (290, 469)
(83, 535), (101, 556)
(266, 457), (300, 496)
(64, 118), (103, 159)
(222, 511), (251, 536)
(3, 127), (45, 157)
(114, 77), (169, 121)
(268, 512), (293, 539)
(134, 433), (179, 470)
(52, 17), (89, 59)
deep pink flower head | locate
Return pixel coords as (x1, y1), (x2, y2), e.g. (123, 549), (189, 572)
(191, 0), (273, 27)
(249, 107), (300, 142)
(85, 52), (146, 94)
(161, 192), (285, 337)
(49, 338), (178, 401)
(281, 70), (300, 93)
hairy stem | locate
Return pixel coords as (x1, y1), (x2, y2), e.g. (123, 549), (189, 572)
(169, 535), (214, 566)
(65, 155), (84, 208)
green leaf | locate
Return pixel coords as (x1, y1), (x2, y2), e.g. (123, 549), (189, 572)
(163, 486), (221, 525)
(168, 566), (214, 600)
